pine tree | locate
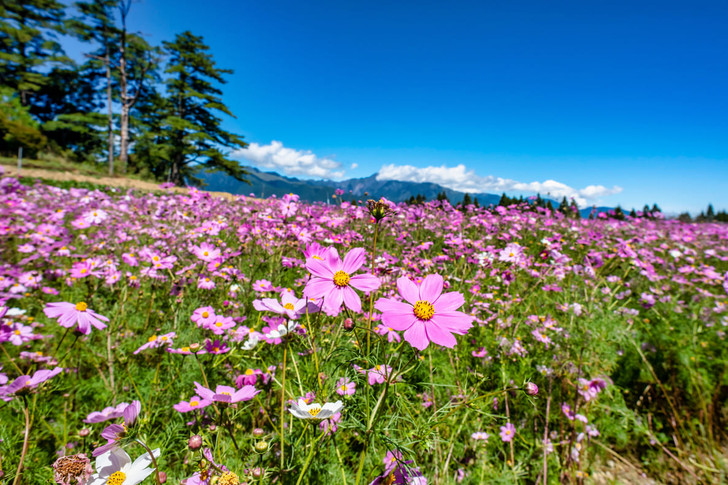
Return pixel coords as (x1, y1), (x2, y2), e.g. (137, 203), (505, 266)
(0, 0), (68, 106)
(157, 31), (249, 185)
(70, 0), (120, 173)
(706, 204), (715, 221)
(473, 197), (480, 208)
(558, 196), (569, 213)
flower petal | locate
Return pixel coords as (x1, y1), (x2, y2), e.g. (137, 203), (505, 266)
(342, 287), (362, 312)
(397, 277), (420, 305)
(342, 247), (366, 273)
(403, 321), (429, 350)
(432, 291), (465, 312)
(430, 311), (474, 333)
(420, 274), (444, 302)
(425, 322), (458, 348)
(349, 273), (381, 293)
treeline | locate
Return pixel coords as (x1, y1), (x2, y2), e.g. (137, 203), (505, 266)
(0, 0), (248, 185)
(678, 204), (728, 223)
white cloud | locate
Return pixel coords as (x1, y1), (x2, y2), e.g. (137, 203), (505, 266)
(350, 162), (359, 170)
(233, 141), (345, 179)
(376, 163), (622, 206)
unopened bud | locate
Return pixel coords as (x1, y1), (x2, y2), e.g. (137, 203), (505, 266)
(78, 428), (90, 437)
(158, 471), (167, 483)
(524, 382), (539, 396)
(254, 440), (268, 452)
(252, 467), (264, 478)
(252, 428), (264, 437)
(188, 435), (203, 450)
(343, 318), (355, 331)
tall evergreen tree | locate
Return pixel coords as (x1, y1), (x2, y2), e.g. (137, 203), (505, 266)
(70, 0), (120, 173)
(0, 0), (68, 106)
(155, 31), (248, 185)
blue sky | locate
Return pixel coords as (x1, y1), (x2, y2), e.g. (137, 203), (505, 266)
(64, 0), (728, 213)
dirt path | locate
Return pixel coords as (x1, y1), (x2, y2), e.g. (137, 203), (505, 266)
(0, 163), (237, 200)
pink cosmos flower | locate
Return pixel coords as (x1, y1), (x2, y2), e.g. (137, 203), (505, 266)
(335, 377), (356, 396)
(191, 242), (221, 262)
(191, 306), (217, 328)
(174, 395), (213, 413)
(44, 301), (109, 335)
(499, 422), (516, 442)
(252, 291), (320, 320)
(133, 332), (176, 354)
(374, 274), (474, 351)
(208, 316), (235, 335)
(304, 247), (381, 314)
(84, 402), (131, 423)
(92, 401), (140, 456)
(6, 367), (63, 396)
(236, 368), (264, 387)
(193, 381), (260, 403)
(366, 364), (394, 385)
(197, 276), (216, 290)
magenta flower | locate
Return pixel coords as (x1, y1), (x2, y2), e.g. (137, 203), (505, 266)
(92, 400), (140, 456)
(499, 422), (516, 442)
(44, 301), (109, 335)
(335, 377), (356, 396)
(304, 247), (381, 314)
(133, 332), (176, 354)
(6, 367), (63, 396)
(252, 291), (320, 320)
(374, 274), (474, 351)
(84, 402), (131, 423)
(174, 395), (213, 413)
(194, 381), (260, 403)
(191, 306), (216, 328)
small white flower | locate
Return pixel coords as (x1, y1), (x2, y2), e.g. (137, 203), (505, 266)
(242, 336), (259, 350)
(88, 447), (160, 485)
(289, 398), (343, 420)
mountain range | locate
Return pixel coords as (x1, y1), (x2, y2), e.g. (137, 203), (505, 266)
(197, 166), (611, 217)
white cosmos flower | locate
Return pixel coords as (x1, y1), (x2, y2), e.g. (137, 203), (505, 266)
(289, 398), (343, 419)
(265, 320), (299, 340)
(88, 447), (160, 485)
(242, 335), (259, 350)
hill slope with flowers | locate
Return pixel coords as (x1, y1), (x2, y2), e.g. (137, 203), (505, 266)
(0, 175), (727, 484)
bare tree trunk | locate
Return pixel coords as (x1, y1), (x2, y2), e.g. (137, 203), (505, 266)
(118, 11), (129, 175)
(106, 44), (114, 176)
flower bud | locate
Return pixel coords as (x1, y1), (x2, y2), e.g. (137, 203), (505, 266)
(252, 428), (264, 437)
(343, 318), (355, 331)
(158, 471), (168, 483)
(252, 467), (263, 478)
(188, 435), (203, 450)
(254, 440), (268, 452)
(524, 382), (539, 396)
(78, 428), (90, 437)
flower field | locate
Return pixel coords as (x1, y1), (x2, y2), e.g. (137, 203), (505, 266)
(1, 176), (727, 484)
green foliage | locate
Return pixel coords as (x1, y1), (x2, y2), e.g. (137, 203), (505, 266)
(0, 86), (47, 154)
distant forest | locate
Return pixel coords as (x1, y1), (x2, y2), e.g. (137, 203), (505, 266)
(0, 0), (249, 185)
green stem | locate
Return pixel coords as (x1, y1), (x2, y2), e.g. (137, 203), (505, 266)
(136, 439), (161, 485)
(12, 397), (31, 485)
(295, 428), (326, 485)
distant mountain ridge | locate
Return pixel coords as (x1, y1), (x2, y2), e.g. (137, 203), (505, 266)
(197, 166), (501, 205)
(196, 165), (610, 217)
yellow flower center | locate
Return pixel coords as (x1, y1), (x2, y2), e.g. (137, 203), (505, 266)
(283, 303), (295, 310)
(202, 311), (209, 318)
(203, 251), (209, 256)
(333, 270), (350, 287)
(14, 330), (21, 335)
(153, 256), (159, 261)
(220, 391), (231, 396)
(215, 321), (223, 327)
(80, 269), (87, 274)
(308, 407), (322, 417)
(245, 369), (254, 375)
(312, 255), (323, 260)
(219, 471), (240, 485)
(148, 335), (157, 342)
(190, 400), (200, 407)
(106, 471), (126, 485)
(340, 385), (347, 392)
(75, 302), (88, 312)
(413, 300), (435, 321)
